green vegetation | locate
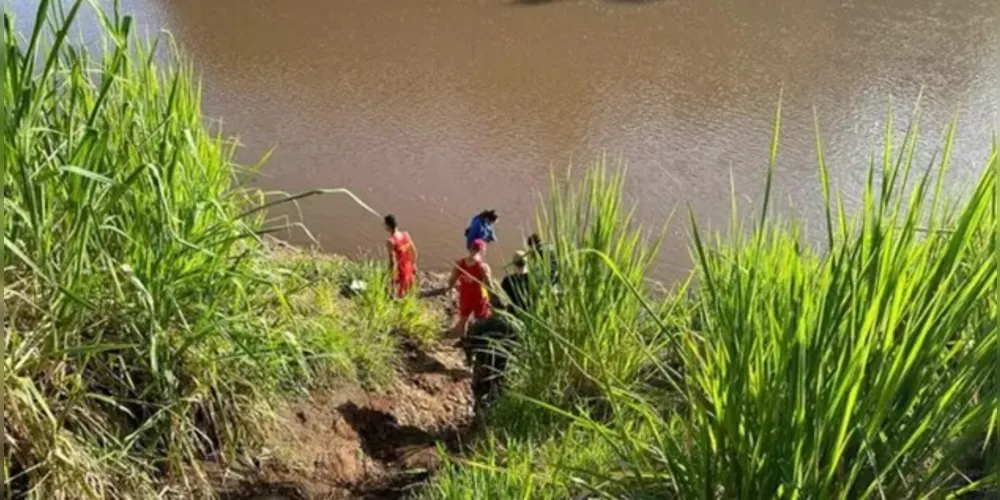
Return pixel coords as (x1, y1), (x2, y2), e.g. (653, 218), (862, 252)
(424, 113), (998, 497)
(3, 2), (437, 497)
(5, 1), (997, 499)
(485, 166), (673, 435)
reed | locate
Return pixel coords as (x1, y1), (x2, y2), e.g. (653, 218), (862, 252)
(493, 164), (668, 427)
(422, 425), (639, 500)
(426, 113), (998, 498)
(3, 2), (429, 497)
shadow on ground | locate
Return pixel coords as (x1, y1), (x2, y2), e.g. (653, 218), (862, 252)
(400, 338), (470, 383)
(211, 275), (475, 499)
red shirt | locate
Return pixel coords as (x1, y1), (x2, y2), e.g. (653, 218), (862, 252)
(388, 231), (415, 274)
(455, 257), (488, 305)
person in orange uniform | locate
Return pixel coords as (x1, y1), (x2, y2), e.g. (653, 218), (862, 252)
(447, 238), (493, 338)
(384, 214), (418, 298)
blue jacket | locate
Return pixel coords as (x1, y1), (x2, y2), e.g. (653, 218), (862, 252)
(465, 214), (496, 248)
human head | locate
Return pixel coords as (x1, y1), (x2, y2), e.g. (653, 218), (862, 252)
(527, 233), (542, 251)
(383, 214), (398, 233)
(480, 209), (499, 224)
(469, 239), (487, 257)
(511, 250), (527, 271)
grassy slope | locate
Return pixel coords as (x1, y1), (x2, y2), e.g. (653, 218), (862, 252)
(3, 2), (437, 498)
(5, 1), (996, 498)
(423, 115), (998, 498)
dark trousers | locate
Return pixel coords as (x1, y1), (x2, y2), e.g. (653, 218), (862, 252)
(465, 316), (518, 406)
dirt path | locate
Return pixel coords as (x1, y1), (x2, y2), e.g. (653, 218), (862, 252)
(214, 274), (476, 500)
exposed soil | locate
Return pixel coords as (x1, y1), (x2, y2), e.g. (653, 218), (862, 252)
(211, 272), (476, 500)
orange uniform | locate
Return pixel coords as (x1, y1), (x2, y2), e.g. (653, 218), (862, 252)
(455, 256), (489, 319)
(388, 231), (416, 297)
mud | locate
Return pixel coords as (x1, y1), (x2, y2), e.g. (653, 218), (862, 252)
(212, 273), (475, 500)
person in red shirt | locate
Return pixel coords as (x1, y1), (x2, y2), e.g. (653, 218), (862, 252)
(384, 214), (418, 298)
(447, 238), (493, 338)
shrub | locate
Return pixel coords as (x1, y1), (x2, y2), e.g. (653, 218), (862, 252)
(3, 2), (430, 496)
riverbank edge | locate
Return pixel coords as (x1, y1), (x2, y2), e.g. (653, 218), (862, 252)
(198, 239), (478, 499)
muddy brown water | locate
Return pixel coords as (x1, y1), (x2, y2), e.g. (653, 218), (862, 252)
(11, 0), (999, 282)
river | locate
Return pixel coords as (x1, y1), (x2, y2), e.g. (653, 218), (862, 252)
(11, 0), (999, 281)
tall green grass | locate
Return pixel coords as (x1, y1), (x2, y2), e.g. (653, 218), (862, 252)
(427, 115), (997, 498)
(422, 425), (645, 500)
(256, 247), (442, 387)
(494, 165), (670, 425)
(3, 2), (435, 497)
(643, 115), (996, 498)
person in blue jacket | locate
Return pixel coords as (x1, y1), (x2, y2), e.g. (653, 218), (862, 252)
(465, 209), (499, 249)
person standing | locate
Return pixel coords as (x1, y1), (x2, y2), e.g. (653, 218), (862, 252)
(465, 209), (499, 250)
(467, 250), (527, 410)
(500, 250), (532, 312)
(447, 239), (493, 338)
(527, 233), (558, 285)
(384, 214), (418, 298)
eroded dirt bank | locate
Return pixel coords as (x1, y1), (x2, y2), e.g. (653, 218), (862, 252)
(213, 274), (476, 500)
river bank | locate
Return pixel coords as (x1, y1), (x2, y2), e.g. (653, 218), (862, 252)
(3, 4), (470, 496)
(6, 2), (996, 499)
(208, 290), (474, 499)
(203, 246), (476, 500)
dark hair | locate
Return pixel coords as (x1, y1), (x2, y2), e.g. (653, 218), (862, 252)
(479, 209), (498, 223)
(384, 214), (398, 230)
(527, 233), (542, 248)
